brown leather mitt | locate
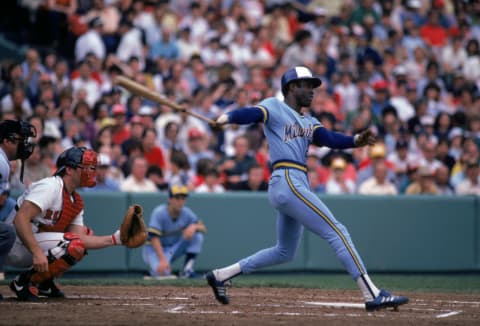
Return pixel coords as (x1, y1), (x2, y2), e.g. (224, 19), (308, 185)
(120, 204), (147, 248)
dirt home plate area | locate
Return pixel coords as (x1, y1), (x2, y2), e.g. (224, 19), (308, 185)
(0, 285), (479, 325)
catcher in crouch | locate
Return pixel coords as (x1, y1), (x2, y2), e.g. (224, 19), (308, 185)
(4, 146), (146, 301)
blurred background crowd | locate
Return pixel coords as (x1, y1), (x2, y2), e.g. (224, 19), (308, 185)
(0, 0), (479, 196)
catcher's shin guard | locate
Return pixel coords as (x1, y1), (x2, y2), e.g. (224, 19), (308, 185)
(30, 232), (86, 284)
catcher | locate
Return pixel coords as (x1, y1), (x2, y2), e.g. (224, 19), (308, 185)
(4, 146), (146, 301)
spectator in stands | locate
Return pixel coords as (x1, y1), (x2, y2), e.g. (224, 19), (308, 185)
(120, 156), (157, 192)
(419, 140), (443, 172)
(462, 38), (480, 83)
(185, 128), (214, 173)
(83, 153), (120, 192)
(165, 149), (193, 188)
(194, 168), (225, 193)
(111, 104), (131, 146)
(116, 18), (146, 71)
(146, 165), (168, 191)
(230, 163), (268, 191)
(357, 143), (396, 187)
(325, 157), (356, 195)
(71, 60), (101, 107)
(74, 16), (106, 63)
(358, 160), (398, 195)
(142, 127), (166, 171)
(405, 165), (439, 195)
(455, 159), (480, 195)
(434, 164), (455, 195)
(218, 135), (257, 189)
(281, 29), (316, 68)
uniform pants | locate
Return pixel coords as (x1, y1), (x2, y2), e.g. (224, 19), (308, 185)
(239, 168), (367, 280)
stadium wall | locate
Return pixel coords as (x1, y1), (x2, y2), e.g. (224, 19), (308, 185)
(7, 193), (479, 273)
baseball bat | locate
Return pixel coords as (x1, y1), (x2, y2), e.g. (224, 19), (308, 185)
(114, 75), (215, 125)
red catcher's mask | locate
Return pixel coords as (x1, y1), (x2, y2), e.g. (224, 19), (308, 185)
(79, 149), (97, 187)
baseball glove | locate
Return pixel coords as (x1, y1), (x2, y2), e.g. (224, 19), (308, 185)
(120, 204), (147, 248)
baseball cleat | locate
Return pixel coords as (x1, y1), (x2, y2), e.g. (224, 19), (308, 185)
(38, 279), (65, 298)
(206, 271), (231, 304)
(179, 269), (200, 279)
(365, 289), (409, 311)
(9, 278), (40, 302)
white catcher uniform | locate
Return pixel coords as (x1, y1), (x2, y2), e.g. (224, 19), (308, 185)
(6, 176), (85, 268)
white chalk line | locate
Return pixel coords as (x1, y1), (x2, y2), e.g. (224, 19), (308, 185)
(436, 311), (462, 318)
(303, 301), (365, 309)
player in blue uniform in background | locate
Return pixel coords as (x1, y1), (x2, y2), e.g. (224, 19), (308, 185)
(206, 67), (409, 311)
(143, 184), (206, 279)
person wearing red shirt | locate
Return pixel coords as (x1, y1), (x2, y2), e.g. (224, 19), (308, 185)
(111, 104), (131, 146)
(142, 127), (166, 171)
(420, 10), (448, 48)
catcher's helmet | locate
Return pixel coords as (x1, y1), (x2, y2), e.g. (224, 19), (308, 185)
(55, 146), (97, 174)
(281, 66), (322, 95)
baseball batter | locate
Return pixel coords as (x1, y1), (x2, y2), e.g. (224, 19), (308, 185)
(5, 146), (141, 301)
(206, 66), (409, 311)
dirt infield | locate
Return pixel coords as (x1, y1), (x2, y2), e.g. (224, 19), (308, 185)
(0, 285), (479, 325)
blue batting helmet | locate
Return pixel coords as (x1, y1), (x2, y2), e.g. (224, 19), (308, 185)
(281, 66), (322, 95)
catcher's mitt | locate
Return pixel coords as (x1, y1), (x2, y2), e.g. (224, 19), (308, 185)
(120, 204), (147, 248)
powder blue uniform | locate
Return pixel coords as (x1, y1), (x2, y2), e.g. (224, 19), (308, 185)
(234, 97), (367, 280)
(142, 204), (204, 276)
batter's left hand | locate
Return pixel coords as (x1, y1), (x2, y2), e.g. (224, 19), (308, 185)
(354, 129), (376, 147)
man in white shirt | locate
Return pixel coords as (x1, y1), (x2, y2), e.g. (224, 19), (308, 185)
(74, 17), (106, 63)
(456, 160), (480, 195)
(358, 161), (398, 195)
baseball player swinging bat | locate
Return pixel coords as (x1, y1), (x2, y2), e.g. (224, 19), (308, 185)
(115, 76), (215, 125)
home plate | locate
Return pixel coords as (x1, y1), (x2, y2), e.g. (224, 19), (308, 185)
(303, 301), (365, 309)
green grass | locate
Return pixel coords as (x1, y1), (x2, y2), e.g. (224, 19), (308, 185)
(3, 272), (478, 293)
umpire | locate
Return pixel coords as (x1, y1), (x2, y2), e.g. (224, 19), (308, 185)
(0, 120), (36, 299)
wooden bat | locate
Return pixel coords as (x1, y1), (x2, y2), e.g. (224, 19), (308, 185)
(114, 75), (215, 125)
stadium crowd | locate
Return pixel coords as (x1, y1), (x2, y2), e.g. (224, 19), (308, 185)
(0, 0), (479, 195)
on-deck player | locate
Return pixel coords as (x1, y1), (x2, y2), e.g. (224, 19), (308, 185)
(206, 66), (409, 311)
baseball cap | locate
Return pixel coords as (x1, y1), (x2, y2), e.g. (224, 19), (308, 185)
(98, 153), (111, 167)
(407, 0), (422, 8)
(420, 115), (435, 126)
(130, 115), (143, 124)
(188, 128), (204, 139)
(169, 184), (189, 197)
(418, 165), (434, 177)
(395, 139), (409, 150)
(313, 7), (327, 16)
(111, 104), (127, 115)
(139, 106), (154, 116)
(331, 157), (347, 170)
(370, 143), (386, 158)
(373, 80), (388, 91)
(448, 127), (463, 140)
(393, 65), (407, 76)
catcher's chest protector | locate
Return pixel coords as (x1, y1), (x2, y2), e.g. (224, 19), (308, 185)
(39, 188), (84, 232)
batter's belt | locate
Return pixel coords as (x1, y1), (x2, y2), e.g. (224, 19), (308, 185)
(272, 161), (308, 173)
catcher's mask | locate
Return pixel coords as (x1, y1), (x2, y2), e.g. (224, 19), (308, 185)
(55, 147), (98, 187)
(0, 120), (37, 182)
